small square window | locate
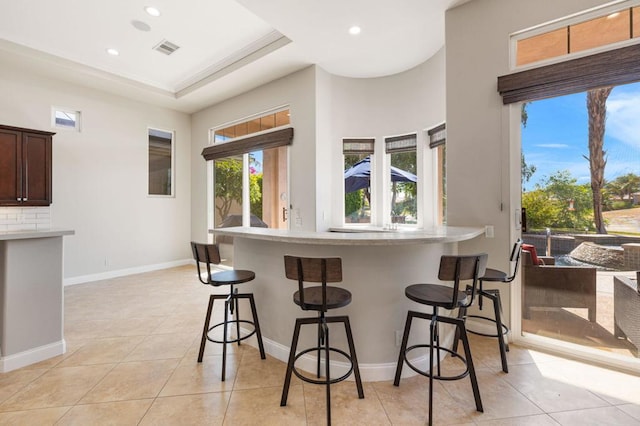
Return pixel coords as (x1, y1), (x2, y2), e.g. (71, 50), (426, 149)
(52, 107), (81, 131)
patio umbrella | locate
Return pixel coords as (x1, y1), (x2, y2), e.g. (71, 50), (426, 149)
(344, 156), (417, 193)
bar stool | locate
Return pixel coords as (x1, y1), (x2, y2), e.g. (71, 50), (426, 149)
(394, 253), (487, 426)
(457, 239), (522, 373)
(280, 256), (364, 426)
(191, 242), (265, 381)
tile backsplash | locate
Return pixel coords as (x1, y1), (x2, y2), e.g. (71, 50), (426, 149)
(0, 207), (51, 231)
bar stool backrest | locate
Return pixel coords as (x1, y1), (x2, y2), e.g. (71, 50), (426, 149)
(438, 254), (488, 309)
(505, 239), (523, 282)
(191, 242), (222, 285)
(284, 256), (342, 312)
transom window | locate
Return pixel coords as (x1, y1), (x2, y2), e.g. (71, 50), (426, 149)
(514, 2), (640, 67)
(213, 108), (290, 143)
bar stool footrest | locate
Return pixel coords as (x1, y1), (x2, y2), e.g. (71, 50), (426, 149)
(292, 346), (355, 385)
(206, 319), (259, 345)
(465, 314), (509, 339)
(404, 344), (470, 381)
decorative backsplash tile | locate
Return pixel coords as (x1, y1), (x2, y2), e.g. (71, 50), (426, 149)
(0, 207), (51, 231)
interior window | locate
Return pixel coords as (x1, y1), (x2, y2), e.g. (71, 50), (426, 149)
(385, 134), (418, 225)
(428, 123), (446, 225)
(343, 138), (375, 224)
(148, 128), (174, 196)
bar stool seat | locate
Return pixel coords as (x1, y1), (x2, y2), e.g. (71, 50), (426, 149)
(394, 253), (487, 426)
(191, 242), (266, 381)
(281, 256), (364, 426)
(293, 286), (351, 309)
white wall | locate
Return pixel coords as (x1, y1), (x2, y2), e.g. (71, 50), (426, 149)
(328, 49), (446, 227)
(191, 66), (318, 239)
(191, 54), (447, 237)
(0, 62), (192, 281)
(445, 0), (611, 322)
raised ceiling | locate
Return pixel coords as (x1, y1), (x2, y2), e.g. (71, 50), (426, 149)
(0, 0), (466, 113)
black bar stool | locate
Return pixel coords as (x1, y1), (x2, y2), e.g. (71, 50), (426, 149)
(394, 253), (487, 426)
(280, 256), (364, 426)
(191, 242), (265, 381)
(457, 239), (522, 373)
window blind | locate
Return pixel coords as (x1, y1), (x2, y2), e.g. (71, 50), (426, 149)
(428, 123), (446, 149)
(497, 43), (640, 104)
(201, 127), (293, 160)
(385, 134), (417, 153)
(343, 138), (375, 154)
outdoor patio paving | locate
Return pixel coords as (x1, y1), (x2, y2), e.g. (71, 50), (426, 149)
(523, 270), (638, 358)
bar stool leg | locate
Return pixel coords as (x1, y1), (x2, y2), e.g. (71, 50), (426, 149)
(428, 316), (437, 426)
(488, 290), (509, 373)
(317, 319), (322, 378)
(221, 298), (230, 381)
(281, 318), (302, 406)
(342, 316), (364, 398)
(393, 311), (414, 386)
(451, 305), (466, 355)
(247, 294), (266, 359)
(323, 320), (331, 426)
(234, 290), (241, 347)
(198, 295), (215, 362)
(457, 320), (483, 412)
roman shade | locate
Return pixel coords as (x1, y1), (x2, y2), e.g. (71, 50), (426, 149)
(497, 43), (640, 104)
(201, 127), (293, 160)
(343, 138), (375, 154)
(428, 123), (446, 149)
(385, 134), (417, 153)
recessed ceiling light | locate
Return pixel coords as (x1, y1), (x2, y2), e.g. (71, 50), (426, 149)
(349, 26), (361, 35)
(106, 48), (119, 56)
(607, 12), (620, 19)
(132, 20), (151, 32)
(145, 6), (161, 17)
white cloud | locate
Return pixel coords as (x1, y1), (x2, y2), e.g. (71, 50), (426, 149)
(535, 143), (570, 149)
(607, 88), (640, 150)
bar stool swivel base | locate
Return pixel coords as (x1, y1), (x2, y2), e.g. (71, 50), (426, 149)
(197, 271), (266, 382)
(462, 287), (510, 373)
(281, 313), (364, 426)
(394, 308), (483, 426)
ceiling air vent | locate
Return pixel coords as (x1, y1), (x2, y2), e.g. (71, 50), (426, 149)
(153, 39), (180, 55)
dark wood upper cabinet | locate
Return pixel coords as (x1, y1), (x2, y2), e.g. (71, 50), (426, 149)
(0, 125), (54, 206)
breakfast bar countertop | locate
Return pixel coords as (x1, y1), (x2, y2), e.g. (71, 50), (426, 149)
(211, 225), (484, 246)
(0, 228), (75, 241)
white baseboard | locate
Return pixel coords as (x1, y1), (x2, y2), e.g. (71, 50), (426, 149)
(1, 340), (66, 372)
(238, 326), (429, 382)
(64, 259), (193, 286)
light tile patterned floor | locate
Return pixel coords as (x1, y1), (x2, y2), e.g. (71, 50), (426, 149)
(0, 265), (639, 425)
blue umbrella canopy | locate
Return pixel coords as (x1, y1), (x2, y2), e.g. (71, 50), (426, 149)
(344, 156), (417, 193)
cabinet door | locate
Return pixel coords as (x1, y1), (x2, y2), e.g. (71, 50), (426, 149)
(0, 129), (22, 205)
(22, 132), (52, 206)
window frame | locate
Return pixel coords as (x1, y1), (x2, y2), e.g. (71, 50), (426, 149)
(384, 133), (419, 228)
(510, 0), (640, 70)
(343, 138), (376, 226)
(207, 107), (292, 232)
(147, 127), (175, 198)
(51, 106), (81, 132)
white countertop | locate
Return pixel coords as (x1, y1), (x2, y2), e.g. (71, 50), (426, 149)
(211, 226), (484, 246)
(0, 228), (75, 241)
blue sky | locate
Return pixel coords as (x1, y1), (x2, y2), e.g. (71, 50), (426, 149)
(522, 81), (640, 191)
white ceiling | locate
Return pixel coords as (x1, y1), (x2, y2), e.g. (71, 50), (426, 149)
(0, 0), (466, 113)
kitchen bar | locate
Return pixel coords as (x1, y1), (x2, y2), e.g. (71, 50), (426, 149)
(211, 225), (484, 381)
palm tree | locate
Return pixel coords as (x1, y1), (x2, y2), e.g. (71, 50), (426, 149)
(585, 86), (613, 234)
(618, 173), (640, 200)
